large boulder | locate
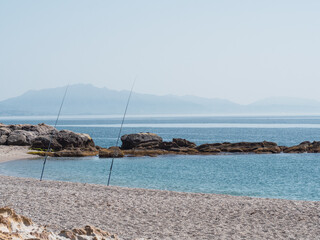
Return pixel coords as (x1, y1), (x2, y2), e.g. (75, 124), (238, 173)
(7, 133), (27, 145)
(121, 133), (163, 149)
(0, 135), (7, 145)
(31, 135), (62, 151)
(56, 130), (95, 149)
(0, 127), (11, 136)
(7, 130), (37, 146)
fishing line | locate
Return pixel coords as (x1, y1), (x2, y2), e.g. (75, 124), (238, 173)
(40, 84), (69, 181)
(107, 77), (136, 186)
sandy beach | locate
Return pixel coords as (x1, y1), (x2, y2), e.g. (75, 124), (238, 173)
(0, 145), (39, 163)
(0, 173), (318, 240)
(0, 146), (319, 239)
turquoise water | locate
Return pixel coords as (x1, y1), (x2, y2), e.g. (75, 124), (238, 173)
(1, 154), (319, 201)
(0, 115), (320, 200)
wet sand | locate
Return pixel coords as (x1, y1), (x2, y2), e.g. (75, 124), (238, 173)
(0, 174), (319, 240)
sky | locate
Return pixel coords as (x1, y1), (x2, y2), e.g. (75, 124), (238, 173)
(0, 0), (320, 104)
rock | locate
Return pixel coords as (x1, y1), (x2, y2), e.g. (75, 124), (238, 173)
(31, 135), (63, 151)
(284, 141), (310, 153)
(59, 225), (120, 240)
(123, 149), (167, 157)
(309, 141), (320, 153)
(0, 207), (120, 240)
(121, 133), (163, 149)
(196, 144), (222, 153)
(197, 141), (280, 154)
(3, 124), (97, 157)
(0, 127), (11, 136)
(0, 135), (7, 145)
(159, 141), (179, 150)
(253, 147), (281, 154)
(172, 138), (196, 148)
(7, 130), (37, 145)
(53, 149), (98, 157)
(228, 148), (244, 153)
(99, 147), (124, 158)
(56, 130), (95, 149)
(7, 132), (28, 145)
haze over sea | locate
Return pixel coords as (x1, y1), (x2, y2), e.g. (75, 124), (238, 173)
(0, 115), (319, 201)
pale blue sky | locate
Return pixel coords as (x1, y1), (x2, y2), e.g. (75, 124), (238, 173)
(1, 0), (320, 104)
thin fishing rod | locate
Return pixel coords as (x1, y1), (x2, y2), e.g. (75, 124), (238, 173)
(107, 78), (136, 186)
(40, 85), (69, 181)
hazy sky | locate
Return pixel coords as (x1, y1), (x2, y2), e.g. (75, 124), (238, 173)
(1, 0), (320, 104)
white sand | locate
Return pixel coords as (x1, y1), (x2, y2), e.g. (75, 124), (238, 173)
(0, 145), (39, 163)
(0, 175), (319, 240)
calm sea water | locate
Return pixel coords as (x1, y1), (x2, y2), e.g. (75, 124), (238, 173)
(0, 115), (320, 200)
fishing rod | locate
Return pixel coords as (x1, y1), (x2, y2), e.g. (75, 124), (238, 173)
(107, 77), (136, 186)
(40, 85), (69, 181)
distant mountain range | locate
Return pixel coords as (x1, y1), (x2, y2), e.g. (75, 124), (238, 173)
(1, 84), (320, 116)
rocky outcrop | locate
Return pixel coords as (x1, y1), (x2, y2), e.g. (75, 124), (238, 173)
(0, 123), (97, 157)
(121, 133), (163, 149)
(0, 207), (121, 240)
(196, 141), (281, 154)
(284, 141), (320, 153)
(114, 132), (320, 157)
(99, 147), (125, 158)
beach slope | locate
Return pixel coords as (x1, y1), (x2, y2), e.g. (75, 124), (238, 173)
(0, 175), (319, 240)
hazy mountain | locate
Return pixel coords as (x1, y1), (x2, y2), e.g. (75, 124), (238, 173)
(0, 84), (241, 116)
(1, 84), (320, 116)
(250, 97), (320, 107)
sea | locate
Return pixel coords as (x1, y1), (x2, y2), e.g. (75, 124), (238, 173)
(0, 115), (319, 201)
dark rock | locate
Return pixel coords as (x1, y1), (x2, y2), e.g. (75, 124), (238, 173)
(196, 144), (222, 153)
(253, 147), (281, 154)
(31, 135), (62, 151)
(228, 148), (244, 153)
(56, 130), (95, 149)
(309, 141), (320, 153)
(172, 138), (196, 148)
(197, 141), (280, 154)
(159, 141), (179, 150)
(284, 141), (310, 153)
(121, 133), (163, 149)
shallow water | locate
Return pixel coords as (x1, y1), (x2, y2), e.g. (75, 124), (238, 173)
(1, 115), (320, 200)
(0, 153), (319, 201)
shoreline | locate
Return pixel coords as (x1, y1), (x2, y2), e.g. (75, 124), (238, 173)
(0, 145), (40, 163)
(1, 146), (320, 239)
(1, 175), (319, 240)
